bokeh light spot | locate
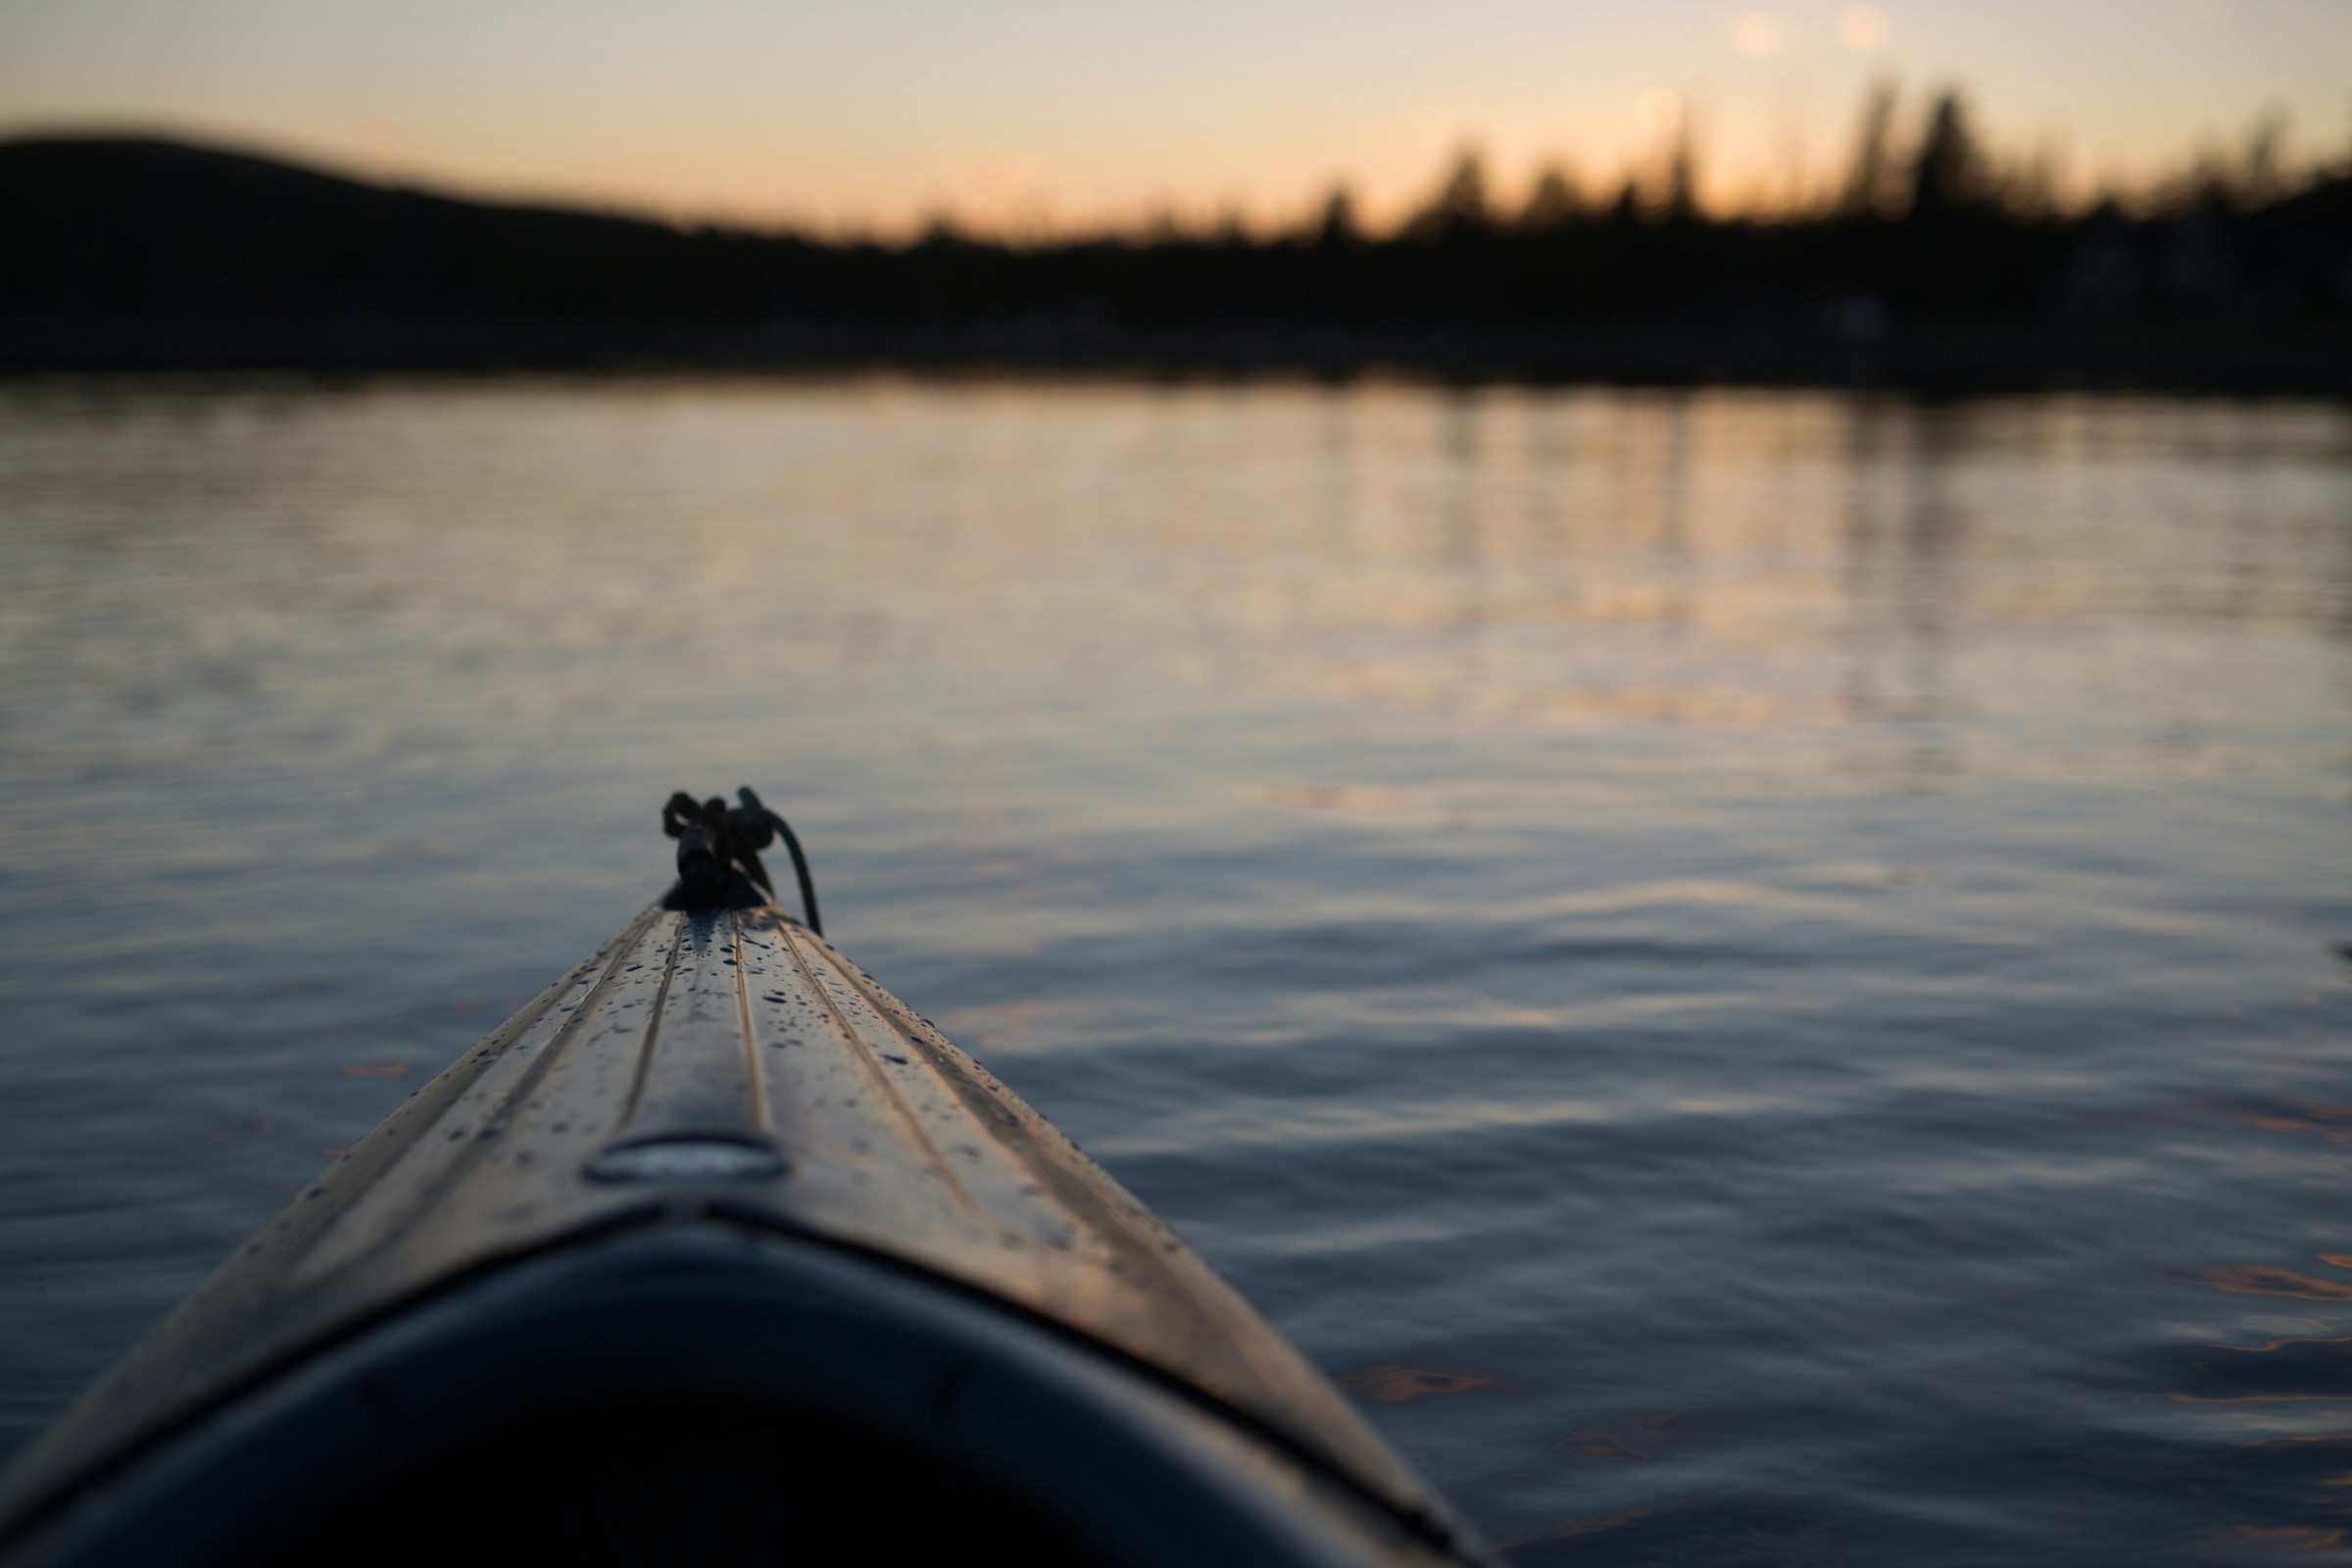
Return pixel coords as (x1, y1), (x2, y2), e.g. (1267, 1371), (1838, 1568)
(1838, 4), (1889, 50)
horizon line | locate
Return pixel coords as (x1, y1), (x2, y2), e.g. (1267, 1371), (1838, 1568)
(7, 92), (2340, 247)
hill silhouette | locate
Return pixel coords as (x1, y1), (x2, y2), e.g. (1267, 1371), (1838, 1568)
(3, 129), (2347, 388)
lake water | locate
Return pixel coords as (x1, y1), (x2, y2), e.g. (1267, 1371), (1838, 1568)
(1, 375), (2349, 1564)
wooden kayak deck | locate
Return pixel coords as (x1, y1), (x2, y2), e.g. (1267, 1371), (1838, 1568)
(0, 903), (1464, 1555)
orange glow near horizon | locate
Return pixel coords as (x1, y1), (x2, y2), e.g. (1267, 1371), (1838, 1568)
(2, 0), (2347, 237)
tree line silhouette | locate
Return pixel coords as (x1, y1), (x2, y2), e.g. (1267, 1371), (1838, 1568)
(2, 85), (2346, 384)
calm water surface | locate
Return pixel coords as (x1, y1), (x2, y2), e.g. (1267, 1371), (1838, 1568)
(2, 376), (2349, 1564)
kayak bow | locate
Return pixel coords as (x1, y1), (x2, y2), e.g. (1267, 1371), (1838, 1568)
(0, 794), (1487, 1567)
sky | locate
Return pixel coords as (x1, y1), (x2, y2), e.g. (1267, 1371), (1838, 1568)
(3, 0), (2347, 234)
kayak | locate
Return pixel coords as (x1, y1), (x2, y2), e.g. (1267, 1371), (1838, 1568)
(0, 792), (1488, 1567)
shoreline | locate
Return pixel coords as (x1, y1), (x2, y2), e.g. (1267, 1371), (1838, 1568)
(3, 317), (2346, 396)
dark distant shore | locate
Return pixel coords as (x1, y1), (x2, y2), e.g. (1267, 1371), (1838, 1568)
(7, 312), (2345, 395)
(4, 131), (2348, 392)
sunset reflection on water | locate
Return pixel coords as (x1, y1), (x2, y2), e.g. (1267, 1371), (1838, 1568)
(0, 376), (2347, 1564)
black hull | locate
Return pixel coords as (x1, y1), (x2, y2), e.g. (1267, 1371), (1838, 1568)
(0, 902), (1483, 1566)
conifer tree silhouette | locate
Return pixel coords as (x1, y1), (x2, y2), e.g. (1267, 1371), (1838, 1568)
(1907, 90), (1984, 221)
(1313, 186), (1359, 248)
(1407, 148), (1493, 240)
(1520, 167), (1583, 232)
(1844, 82), (1899, 218)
